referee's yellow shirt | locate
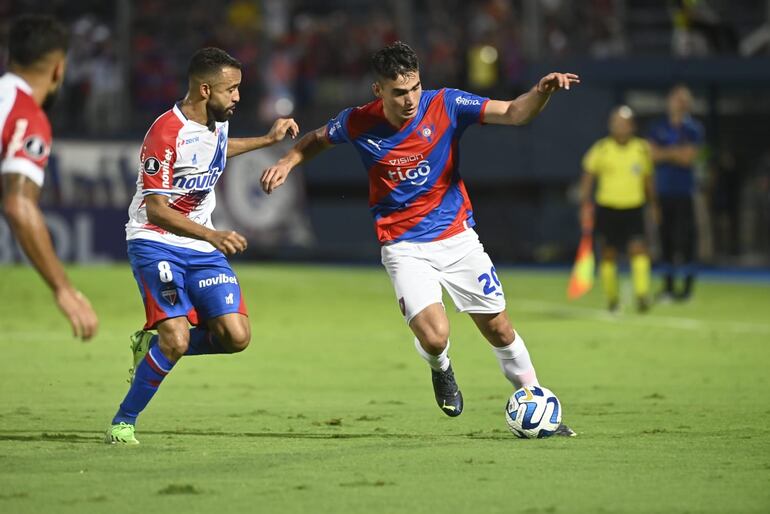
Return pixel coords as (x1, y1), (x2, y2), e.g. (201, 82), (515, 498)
(582, 136), (653, 209)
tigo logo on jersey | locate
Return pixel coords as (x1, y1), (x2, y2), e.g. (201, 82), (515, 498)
(386, 154), (431, 186)
(455, 96), (480, 106)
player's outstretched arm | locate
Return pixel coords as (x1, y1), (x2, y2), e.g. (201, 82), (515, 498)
(144, 194), (247, 255)
(2, 173), (99, 341)
(483, 72), (580, 126)
(261, 126), (332, 194)
(227, 118), (300, 158)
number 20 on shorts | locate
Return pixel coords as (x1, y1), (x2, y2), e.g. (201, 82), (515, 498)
(478, 266), (503, 296)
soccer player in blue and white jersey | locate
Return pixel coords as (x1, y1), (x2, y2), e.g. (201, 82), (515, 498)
(261, 42), (578, 436)
(105, 48), (298, 444)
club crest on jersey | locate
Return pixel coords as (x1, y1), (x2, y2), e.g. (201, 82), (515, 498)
(161, 287), (178, 305)
(417, 123), (434, 143)
(22, 136), (48, 159)
(143, 157), (161, 175)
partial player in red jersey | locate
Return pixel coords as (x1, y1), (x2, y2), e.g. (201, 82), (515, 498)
(0, 15), (98, 341)
(262, 41), (579, 436)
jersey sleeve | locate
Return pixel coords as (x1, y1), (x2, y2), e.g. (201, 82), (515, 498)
(582, 141), (601, 174)
(0, 112), (52, 187)
(324, 108), (353, 145)
(139, 125), (177, 195)
(442, 88), (490, 130)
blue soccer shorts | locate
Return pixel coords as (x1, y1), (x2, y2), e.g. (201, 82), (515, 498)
(127, 240), (247, 329)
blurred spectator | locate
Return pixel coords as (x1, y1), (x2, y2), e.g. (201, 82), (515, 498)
(671, 0), (738, 57)
(587, 0), (626, 58)
(84, 28), (123, 135)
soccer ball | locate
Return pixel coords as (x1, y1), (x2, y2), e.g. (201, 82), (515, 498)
(504, 385), (562, 439)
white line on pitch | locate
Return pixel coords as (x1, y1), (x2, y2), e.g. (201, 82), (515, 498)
(511, 299), (770, 334)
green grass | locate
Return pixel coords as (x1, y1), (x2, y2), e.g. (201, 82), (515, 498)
(1, 264), (769, 514)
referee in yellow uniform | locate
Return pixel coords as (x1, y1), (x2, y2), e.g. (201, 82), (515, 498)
(579, 106), (658, 313)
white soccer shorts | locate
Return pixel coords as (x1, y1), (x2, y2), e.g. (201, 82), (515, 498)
(381, 228), (506, 323)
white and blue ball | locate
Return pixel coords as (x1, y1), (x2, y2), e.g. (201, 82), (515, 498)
(504, 385), (562, 439)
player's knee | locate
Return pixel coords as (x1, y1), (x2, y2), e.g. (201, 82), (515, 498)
(221, 324), (251, 353)
(158, 329), (190, 359)
(493, 325), (516, 346)
(418, 324), (449, 353)
(486, 316), (515, 346)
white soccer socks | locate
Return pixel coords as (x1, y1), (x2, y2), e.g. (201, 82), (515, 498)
(414, 337), (451, 372)
(492, 332), (540, 388)
(413, 332), (539, 387)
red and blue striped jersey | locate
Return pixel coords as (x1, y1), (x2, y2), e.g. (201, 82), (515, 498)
(325, 88), (489, 244)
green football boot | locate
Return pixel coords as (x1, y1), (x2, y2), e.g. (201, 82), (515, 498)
(105, 422), (139, 445)
(127, 330), (154, 384)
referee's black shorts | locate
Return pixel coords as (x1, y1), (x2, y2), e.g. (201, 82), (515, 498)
(595, 205), (645, 248)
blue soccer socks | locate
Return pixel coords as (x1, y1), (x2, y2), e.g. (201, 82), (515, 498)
(112, 345), (175, 425)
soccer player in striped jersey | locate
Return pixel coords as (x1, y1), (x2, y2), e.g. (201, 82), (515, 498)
(105, 48), (298, 444)
(261, 42), (578, 436)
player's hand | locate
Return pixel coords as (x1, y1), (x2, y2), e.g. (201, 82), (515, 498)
(55, 287), (99, 341)
(207, 230), (248, 256)
(537, 72), (580, 94)
(267, 118), (299, 144)
(260, 162), (292, 194)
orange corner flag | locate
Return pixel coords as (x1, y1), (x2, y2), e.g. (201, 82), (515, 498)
(567, 233), (595, 300)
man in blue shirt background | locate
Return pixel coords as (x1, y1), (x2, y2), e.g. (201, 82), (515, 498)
(647, 84), (705, 301)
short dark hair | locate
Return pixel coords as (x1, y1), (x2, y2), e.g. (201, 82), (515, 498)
(8, 15), (69, 67)
(188, 47), (242, 81)
(370, 41), (419, 81)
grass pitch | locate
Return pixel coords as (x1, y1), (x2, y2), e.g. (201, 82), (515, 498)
(1, 264), (769, 514)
